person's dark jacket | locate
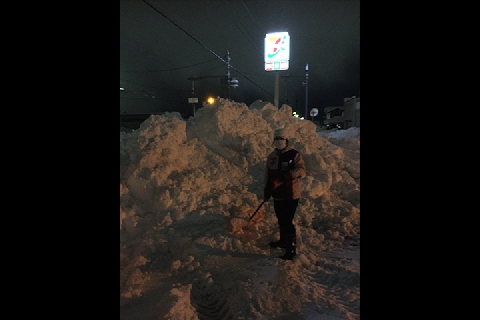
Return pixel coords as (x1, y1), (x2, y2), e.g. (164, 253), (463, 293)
(264, 146), (306, 200)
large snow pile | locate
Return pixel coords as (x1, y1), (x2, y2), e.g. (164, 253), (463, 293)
(120, 98), (360, 320)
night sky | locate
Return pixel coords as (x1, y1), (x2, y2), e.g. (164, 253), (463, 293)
(120, 0), (360, 118)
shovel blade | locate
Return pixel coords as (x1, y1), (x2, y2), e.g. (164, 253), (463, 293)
(228, 207), (265, 234)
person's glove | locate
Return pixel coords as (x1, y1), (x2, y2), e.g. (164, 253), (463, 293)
(263, 187), (272, 201)
(273, 179), (284, 189)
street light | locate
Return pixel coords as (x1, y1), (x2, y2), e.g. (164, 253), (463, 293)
(302, 63), (308, 120)
(207, 97), (215, 104)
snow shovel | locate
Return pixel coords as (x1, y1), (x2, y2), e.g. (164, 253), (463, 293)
(228, 199), (267, 234)
(228, 182), (282, 234)
(229, 200), (265, 234)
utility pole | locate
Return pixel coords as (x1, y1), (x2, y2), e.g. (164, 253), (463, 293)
(225, 50), (238, 99)
(226, 50), (231, 100)
(191, 80), (196, 117)
(302, 63), (309, 120)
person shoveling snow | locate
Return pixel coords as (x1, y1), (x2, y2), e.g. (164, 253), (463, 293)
(263, 127), (306, 260)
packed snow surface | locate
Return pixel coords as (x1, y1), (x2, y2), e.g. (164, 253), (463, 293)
(120, 99), (360, 320)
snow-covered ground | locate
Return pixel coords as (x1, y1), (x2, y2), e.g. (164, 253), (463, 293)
(120, 98), (360, 320)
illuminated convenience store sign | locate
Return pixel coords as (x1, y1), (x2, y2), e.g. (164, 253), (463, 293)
(264, 32), (290, 71)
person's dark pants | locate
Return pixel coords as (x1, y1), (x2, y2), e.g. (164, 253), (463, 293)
(273, 199), (299, 253)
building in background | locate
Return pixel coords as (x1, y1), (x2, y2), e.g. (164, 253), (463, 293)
(343, 96), (360, 128)
(323, 96), (360, 129)
(323, 106), (344, 129)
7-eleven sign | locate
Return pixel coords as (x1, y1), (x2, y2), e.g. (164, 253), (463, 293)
(265, 32), (290, 71)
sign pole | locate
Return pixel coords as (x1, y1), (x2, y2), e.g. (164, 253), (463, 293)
(274, 71), (279, 108)
(310, 108), (318, 122)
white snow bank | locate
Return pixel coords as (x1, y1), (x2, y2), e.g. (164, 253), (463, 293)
(317, 127), (360, 140)
(120, 98), (360, 319)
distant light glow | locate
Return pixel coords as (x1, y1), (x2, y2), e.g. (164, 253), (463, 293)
(207, 97), (215, 104)
(120, 88), (124, 91)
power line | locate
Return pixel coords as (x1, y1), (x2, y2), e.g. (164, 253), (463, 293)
(142, 0), (273, 98)
(142, 0), (229, 65)
(194, 64), (225, 76)
(233, 20), (261, 56)
(242, 0), (260, 30)
(120, 78), (189, 94)
(241, 71), (305, 78)
(241, 0), (268, 60)
(230, 67), (273, 98)
(120, 97), (157, 100)
(122, 58), (218, 73)
(120, 78), (160, 91)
